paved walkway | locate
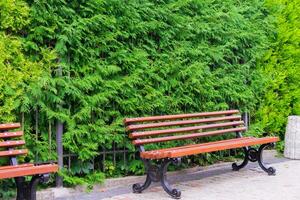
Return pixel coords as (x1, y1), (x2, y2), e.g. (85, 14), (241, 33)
(55, 151), (300, 200)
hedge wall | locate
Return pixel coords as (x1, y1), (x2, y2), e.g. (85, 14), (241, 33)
(253, 0), (300, 150)
(1, 0), (297, 196)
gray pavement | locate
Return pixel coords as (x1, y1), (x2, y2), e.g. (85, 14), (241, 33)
(51, 151), (300, 200)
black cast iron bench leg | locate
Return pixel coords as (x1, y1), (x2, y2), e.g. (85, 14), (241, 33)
(232, 143), (276, 175)
(132, 158), (182, 199)
(160, 158), (181, 199)
(258, 143), (276, 175)
(132, 174), (152, 193)
(15, 174), (50, 200)
(232, 147), (249, 171)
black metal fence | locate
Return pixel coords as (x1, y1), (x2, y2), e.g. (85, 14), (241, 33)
(28, 112), (250, 174)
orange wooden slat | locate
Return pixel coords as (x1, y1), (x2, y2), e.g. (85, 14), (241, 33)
(0, 131), (23, 138)
(0, 164), (34, 171)
(0, 140), (25, 148)
(132, 127), (247, 145)
(141, 137), (279, 159)
(0, 123), (21, 131)
(142, 137), (251, 159)
(130, 121), (244, 138)
(124, 110), (239, 124)
(0, 149), (28, 157)
(0, 164), (58, 179)
(126, 115), (241, 131)
(141, 137), (252, 159)
(168, 137), (279, 158)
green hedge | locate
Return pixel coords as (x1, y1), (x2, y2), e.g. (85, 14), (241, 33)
(0, 0), (287, 193)
(253, 0), (300, 151)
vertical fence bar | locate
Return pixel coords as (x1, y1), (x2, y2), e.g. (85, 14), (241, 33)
(248, 112), (250, 128)
(92, 157), (95, 172)
(102, 146), (106, 172)
(35, 109), (39, 161)
(49, 120), (52, 156)
(68, 153), (71, 171)
(123, 138), (126, 166)
(21, 112), (25, 132)
(56, 120), (64, 187)
(113, 142), (116, 166)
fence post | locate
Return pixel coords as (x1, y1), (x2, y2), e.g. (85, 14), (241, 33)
(56, 121), (64, 187)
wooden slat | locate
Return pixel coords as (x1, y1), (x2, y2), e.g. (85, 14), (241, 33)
(0, 164), (58, 179)
(0, 149), (28, 157)
(0, 164), (34, 171)
(126, 115), (241, 131)
(130, 121), (244, 138)
(140, 137), (279, 159)
(0, 131), (23, 138)
(124, 110), (239, 124)
(132, 127), (246, 145)
(0, 123), (21, 131)
(141, 137), (252, 159)
(169, 137), (279, 158)
(0, 140), (25, 148)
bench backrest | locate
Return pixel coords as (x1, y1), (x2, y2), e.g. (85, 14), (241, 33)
(125, 110), (246, 146)
(0, 123), (28, 166)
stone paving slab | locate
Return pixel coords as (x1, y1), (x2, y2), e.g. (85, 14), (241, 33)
(51, 151), (300, 200)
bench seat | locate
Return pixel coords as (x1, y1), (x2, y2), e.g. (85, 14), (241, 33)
(141, 137), (279, 159)
(0, 164), (58, 179)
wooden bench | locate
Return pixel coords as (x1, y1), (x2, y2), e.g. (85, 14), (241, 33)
(124, 110), (279, 199)
(0, 123), (58, 200)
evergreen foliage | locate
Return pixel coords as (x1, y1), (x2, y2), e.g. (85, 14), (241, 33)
(0, 1), (55, 197)
(2, 0), (296, 193)
(0, 0), (31, 122)
(254, 0), (300, 149)
(23, 0), (273, 184)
